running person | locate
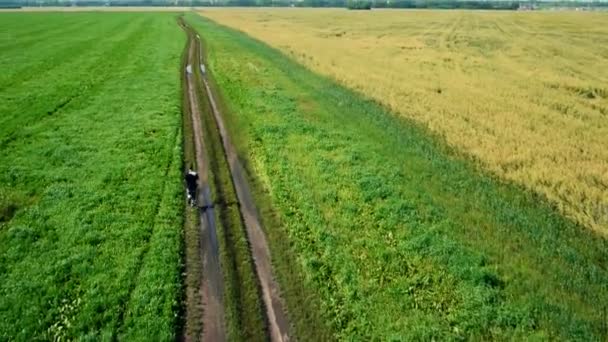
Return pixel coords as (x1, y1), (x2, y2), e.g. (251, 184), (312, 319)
(185, 167), (199, 207)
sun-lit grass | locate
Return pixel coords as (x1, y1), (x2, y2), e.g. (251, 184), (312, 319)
(200, 8), (608, 235)
(0, 12), (184, 339)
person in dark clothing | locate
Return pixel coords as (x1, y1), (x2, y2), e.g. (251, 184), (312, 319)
(185, 167), (199, 207)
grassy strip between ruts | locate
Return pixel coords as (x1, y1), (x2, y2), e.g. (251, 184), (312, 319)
(0, 12), (184, 340)
(186, 13), (608, 340)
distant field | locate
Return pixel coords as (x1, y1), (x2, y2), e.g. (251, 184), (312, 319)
(186, 12), (608, 340)
(0, 12), (183, 339)
(200, 9), (608, 235)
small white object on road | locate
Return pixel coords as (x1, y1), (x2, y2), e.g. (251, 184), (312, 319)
(186, 65), (192, 75)
(200, 64), (206, 75)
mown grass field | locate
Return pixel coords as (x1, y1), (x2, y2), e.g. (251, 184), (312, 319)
(186, 13), (608, 340)
(200, 9), (608, 236)
(0, 12), (184, 340)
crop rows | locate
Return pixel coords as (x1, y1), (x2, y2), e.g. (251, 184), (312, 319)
(0, 13), (184, 339)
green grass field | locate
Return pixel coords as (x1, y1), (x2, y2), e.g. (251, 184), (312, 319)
(0, 12), (184, 340)
(186, 13), (608, 340)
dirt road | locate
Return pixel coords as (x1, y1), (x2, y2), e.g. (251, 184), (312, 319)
(181, 20), (226, 342)
(180, 17), (291, 341)
(192, 30), (291, 342)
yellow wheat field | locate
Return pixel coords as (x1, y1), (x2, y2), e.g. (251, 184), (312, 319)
(200, 9), (608, 235)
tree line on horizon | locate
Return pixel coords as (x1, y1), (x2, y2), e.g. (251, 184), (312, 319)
(2, 0), (607, 11)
